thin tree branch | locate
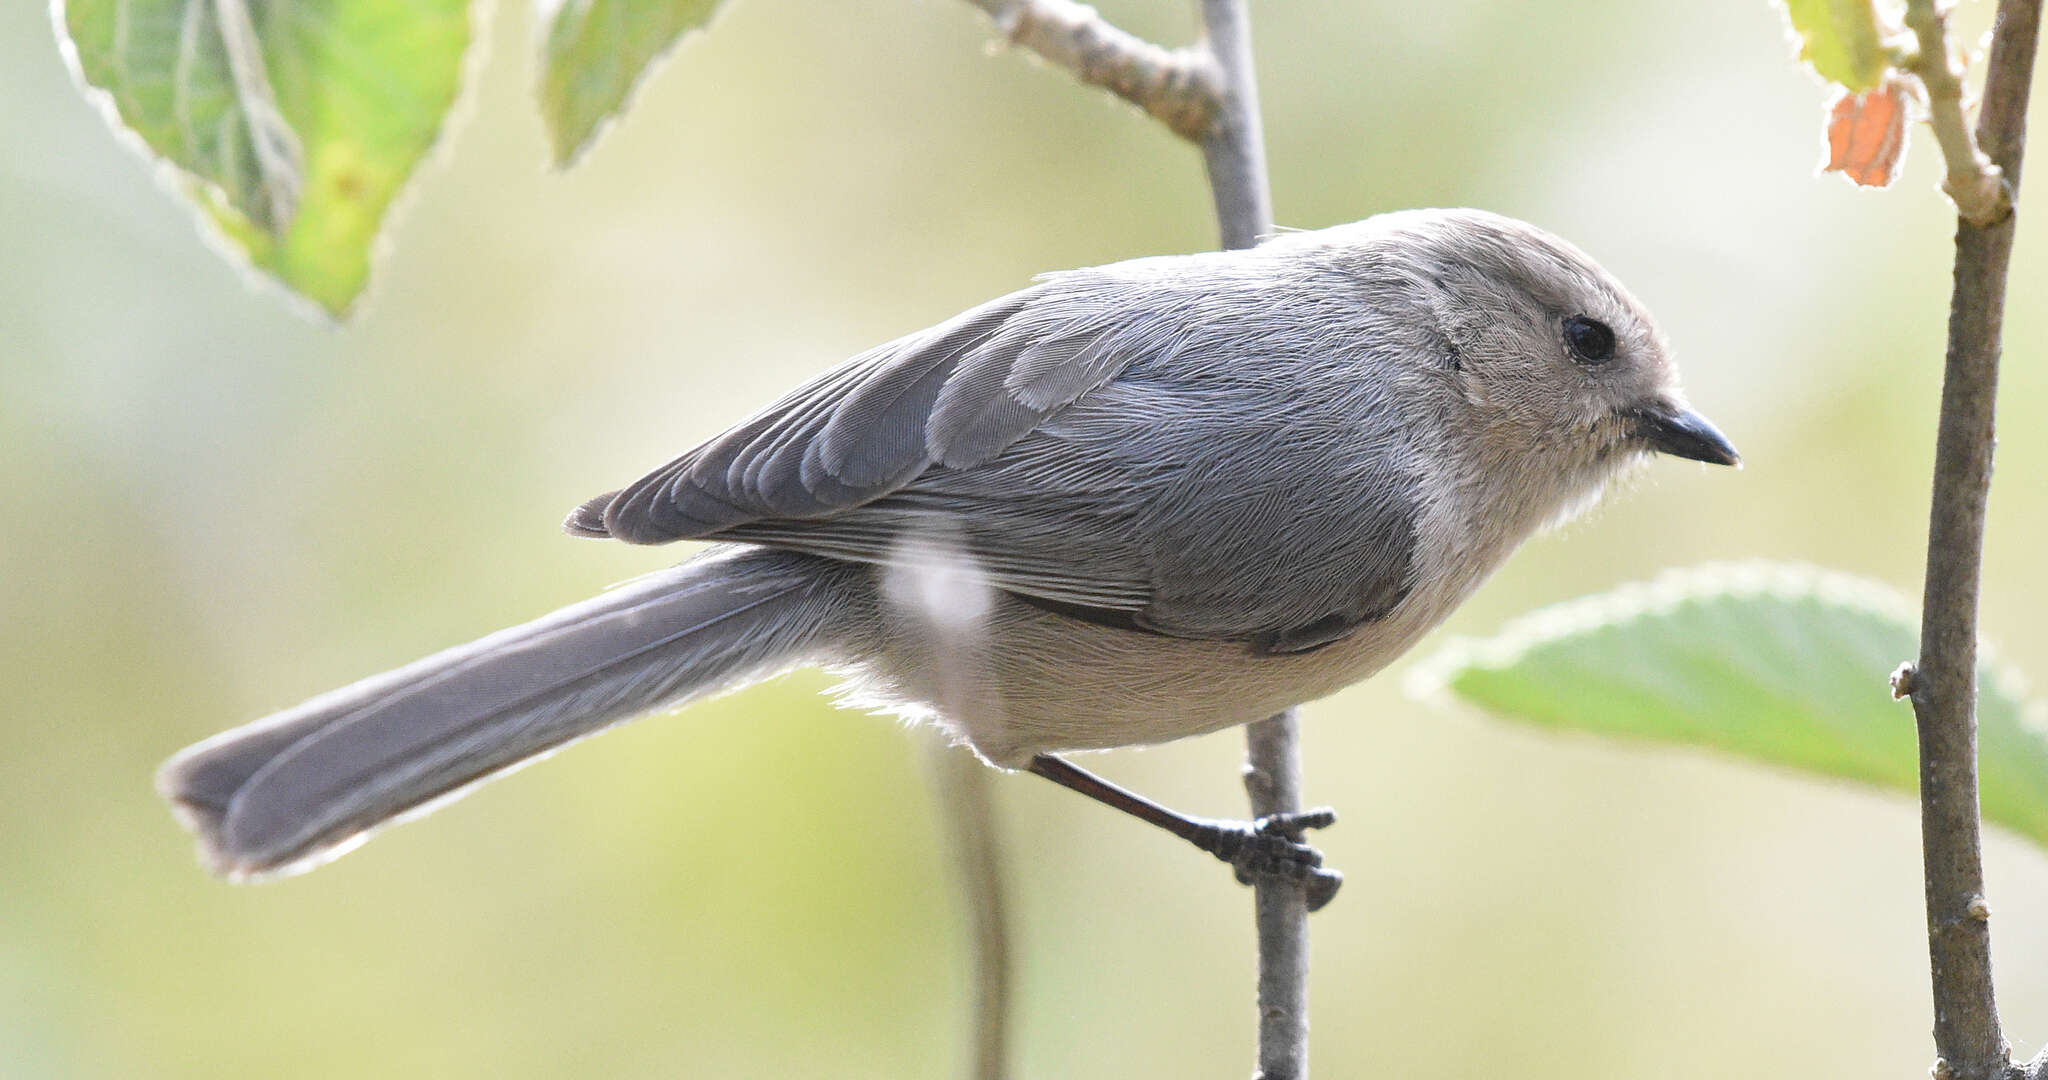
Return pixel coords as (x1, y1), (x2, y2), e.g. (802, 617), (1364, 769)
(1191, 9), (1312, 1076)
(1243, 711), (1312, 1080)
(1197, 0), (1274, 251)
(1902, 0), (2013, 225)
(1905, 0), (2041, 1077)
(928, 740), (1013, 1080)
(954, 3), (1313, 1076)
(958, 0), (1221, 141)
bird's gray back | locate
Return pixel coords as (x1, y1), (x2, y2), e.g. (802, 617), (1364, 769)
(885, 262), (1442, 648)
(580, 227), (1477, 652)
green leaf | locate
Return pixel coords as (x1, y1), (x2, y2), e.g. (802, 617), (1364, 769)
(1412, 564), (2048, 847)
(57, 0), (475, 316)
(540, 0), (725, 168)
(1778, 0), (1890, 91)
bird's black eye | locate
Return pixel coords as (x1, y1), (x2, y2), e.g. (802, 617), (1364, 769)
(1562, 315), (1617, 365)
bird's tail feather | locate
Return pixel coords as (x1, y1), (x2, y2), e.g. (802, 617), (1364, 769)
(158, 547), (858, 881)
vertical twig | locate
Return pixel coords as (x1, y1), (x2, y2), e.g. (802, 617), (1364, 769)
(928, 740), (1013, 1080)
(1191, 7), (1308, 1078)
(1905, 1), (2041, 1078)
(1196, 0), (1274, 250)
(1243, 711), (1310, 1080)
(950, 2), (1307, 1074)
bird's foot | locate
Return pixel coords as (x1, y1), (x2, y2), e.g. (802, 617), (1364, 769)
(1188, 808), (1343, 912)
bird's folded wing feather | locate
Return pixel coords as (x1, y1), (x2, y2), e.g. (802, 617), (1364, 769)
(574, 257), (1421, 647)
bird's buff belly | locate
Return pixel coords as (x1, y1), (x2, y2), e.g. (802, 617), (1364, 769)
(834, 583), (1461, 768)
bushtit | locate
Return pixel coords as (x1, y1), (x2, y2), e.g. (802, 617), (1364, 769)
(159, 209), (1738, 900)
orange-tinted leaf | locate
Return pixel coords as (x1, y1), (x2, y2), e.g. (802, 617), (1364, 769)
(1823, 79), (1909, 187)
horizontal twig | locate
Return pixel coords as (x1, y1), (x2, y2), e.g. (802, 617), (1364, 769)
(959, 0), (1221, 141)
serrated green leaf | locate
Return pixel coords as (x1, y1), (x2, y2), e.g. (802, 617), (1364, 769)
(540, 0), (724, 167)
(1779, 0), (1890, 91)
(1414, 564), (2048, 847)
(58, 0), (474, 316)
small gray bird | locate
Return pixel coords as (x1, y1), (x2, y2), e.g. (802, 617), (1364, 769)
(160, 209), (1738, 900)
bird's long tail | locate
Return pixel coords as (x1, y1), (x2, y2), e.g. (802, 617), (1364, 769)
(158, 547), (861, 881)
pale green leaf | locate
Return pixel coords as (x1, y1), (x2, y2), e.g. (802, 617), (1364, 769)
(540, 0), (725, 167)
(57, 0), (475, 316)
(1413, 564), (2048, 847)
(1778, 0), (1890, 91)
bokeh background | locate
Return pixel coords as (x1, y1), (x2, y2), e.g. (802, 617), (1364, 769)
(6, 1), (2048, 1076)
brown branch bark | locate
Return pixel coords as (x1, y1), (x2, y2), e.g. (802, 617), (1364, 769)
(1906, 1), (2041, 1077)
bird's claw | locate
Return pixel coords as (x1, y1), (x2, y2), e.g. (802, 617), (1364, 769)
(1193, 807), (1343, 912)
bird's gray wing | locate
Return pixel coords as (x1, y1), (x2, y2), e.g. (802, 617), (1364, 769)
(573, 266), (1196, 562)
(779, 348), (1425, 650)
(579, 253), (1429, 649)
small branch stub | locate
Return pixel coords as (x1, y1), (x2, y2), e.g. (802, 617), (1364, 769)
(1902, 0), (2014, 223)
(962, 0), (1222, 141)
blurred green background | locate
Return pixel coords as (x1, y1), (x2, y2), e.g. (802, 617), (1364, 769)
(6, 1), (2047, 1076)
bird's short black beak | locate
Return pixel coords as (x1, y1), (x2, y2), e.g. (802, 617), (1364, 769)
(1628, 403), (1741, 466)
